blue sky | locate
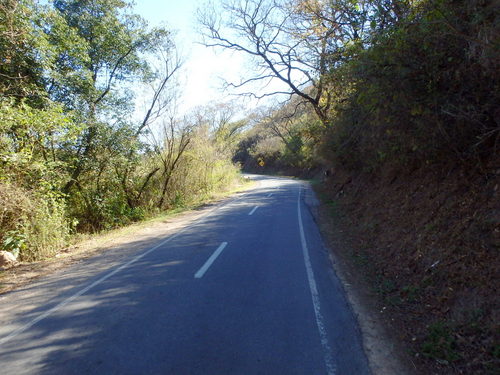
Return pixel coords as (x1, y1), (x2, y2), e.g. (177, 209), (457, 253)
(133, 0), (195, 33)
(132, 0), (250, 115)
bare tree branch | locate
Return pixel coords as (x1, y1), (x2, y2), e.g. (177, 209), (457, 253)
(198, 0), (331, 124)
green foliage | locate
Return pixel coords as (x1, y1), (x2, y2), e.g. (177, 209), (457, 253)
(2, 230), (27, 258)
(163, 122), (241, 208)
(0, 1), (241, 259)
(235, 101), (323, 174)
(400, 285), (420, 302)
(0, 98), (77, 188)
(422, 322), (461, 363)
(20, 192), (70, 261)
(0, 97), (75, 260)
(0, 0), (45, 98)
(322, 0), (499, 172)
(0, 182), (69, 261)
(51, 0), (149, 106)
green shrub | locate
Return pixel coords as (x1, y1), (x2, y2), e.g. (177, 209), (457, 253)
(0, 183), (33, 239)
(2, 230), (27, 258)
(0, 183), (70, 262)
(322, 0), (499, 173)
(422, 322), (461, 363)
(20, 193), (70, 261)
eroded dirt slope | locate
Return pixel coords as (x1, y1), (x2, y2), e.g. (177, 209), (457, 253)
(315, 162), (499, 375)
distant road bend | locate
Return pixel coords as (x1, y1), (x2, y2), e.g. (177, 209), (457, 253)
(0, 175), (370, 374)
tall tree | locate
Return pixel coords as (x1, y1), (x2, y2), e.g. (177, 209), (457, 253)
(0, 0), (47, 100)
(198, 0), (411, 124)
(199, 0), (333, 124)
(49, 0), (170, 193)
(118, 37), (182, 209)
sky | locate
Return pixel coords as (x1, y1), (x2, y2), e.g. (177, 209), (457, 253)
(132, 0), (254, 116)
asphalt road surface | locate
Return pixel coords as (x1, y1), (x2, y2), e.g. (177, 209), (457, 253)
(0, 175), (370, 374)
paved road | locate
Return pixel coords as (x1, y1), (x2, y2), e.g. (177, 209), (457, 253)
(0, 175), (370, 374)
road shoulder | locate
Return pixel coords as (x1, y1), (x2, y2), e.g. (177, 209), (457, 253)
(303, 183), (415, 375)
(0, 188), (251, 296)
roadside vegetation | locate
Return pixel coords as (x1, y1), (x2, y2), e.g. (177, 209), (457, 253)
(1, 0), (498, 373)
(199, 0), (499, 374)
(0, 0), (243, 262)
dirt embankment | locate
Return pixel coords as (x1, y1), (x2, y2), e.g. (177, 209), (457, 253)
(314, 162), (499, 375)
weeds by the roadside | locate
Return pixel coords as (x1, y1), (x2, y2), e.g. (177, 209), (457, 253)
(422, 322), (461, 364)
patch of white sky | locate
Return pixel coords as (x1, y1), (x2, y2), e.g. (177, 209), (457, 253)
(132, 0), (273, 119)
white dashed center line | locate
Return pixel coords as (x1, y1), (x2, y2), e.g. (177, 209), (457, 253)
(248, 206), (258, 215)
(194, 242), (228, 279)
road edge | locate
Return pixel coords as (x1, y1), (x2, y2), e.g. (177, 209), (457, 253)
(302, 182), (415, 375)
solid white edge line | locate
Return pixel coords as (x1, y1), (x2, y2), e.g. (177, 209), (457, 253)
(248, 206), (258, 215)
(0, 191), (248, 348)
(194, 242), (228, 279)
(298, 187), (336, 375)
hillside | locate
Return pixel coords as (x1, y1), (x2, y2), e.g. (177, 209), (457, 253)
(314, 160), (499, 374)
(228, 2), (499, 371)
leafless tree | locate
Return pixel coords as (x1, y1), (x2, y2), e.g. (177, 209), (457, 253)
(198, 0), (333, 124)
(119, 37), (183, 208)
(191, 102), (248, 151)
(152, 116), (193, 209)
(198, 0), (410, 125)
(136, 39), (182, 135)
